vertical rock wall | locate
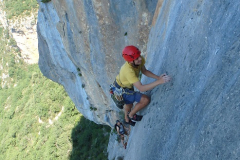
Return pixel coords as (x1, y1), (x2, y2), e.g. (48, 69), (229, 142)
(37, 0), (240, 159)
(37, 0), (158, 124)
(115, 0), (240, 159)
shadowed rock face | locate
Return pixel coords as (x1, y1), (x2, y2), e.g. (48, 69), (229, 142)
(37, 0), (240, 159)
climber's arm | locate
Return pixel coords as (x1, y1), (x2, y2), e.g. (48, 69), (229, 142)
(133, 75), (170, 92)
(133, 81), (159, 92)
(141, 65), (160, 80)
(134, 66), (171, 92)
(116, 127), (120, 135)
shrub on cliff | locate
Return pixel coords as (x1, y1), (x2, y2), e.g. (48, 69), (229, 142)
(41, 0), (51, 3)
(4, 0), (38, 19)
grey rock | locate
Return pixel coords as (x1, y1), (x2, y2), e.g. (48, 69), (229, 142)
(37, 0), (157, 125)
(37, 0), (240, 159)
(123, 0), (240, 160)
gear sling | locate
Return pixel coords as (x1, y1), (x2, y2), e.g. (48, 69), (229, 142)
(109, 72), (134, 109)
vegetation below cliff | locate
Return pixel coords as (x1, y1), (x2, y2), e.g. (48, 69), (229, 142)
(3, 0), (38, 19)
(0, 19), (110, 160)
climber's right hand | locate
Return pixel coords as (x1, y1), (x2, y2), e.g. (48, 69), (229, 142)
(157, 73), (171, 84)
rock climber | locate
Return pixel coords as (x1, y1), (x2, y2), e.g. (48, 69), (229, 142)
(115, 120), (128, 149)
(114, 45), (171, 126)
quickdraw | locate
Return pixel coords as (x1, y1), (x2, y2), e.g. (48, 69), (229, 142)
(110, 84), (124, 101)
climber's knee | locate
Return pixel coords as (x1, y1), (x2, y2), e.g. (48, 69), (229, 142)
(139, 94), (150, 106)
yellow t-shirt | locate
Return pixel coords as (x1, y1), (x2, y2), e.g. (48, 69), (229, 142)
(116, 56), (145, 88)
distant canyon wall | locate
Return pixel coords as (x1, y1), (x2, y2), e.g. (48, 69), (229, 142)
(0, 4), (38, 88)
(0, 3), (38, 64)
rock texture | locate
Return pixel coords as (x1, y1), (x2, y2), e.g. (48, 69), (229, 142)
(109, 0), (240, 159)
(37, 0), (158, 125)
(37, 0), (240, 159)
(9, 15), (39, 64)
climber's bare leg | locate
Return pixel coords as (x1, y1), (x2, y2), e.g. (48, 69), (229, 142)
(124, 104), (133, 122)
(128, 95), (150, 118)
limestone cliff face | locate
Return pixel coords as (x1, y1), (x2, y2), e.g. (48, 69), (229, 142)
(37, 0), (158, 124)
(0, 3), (38, 64)
(109, 0), (240, 159)
(9, 15), (39, 64)
(37, 0), (240, 159)
(0, 4), (38, 88)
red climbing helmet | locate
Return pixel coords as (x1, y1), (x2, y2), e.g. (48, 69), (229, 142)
(122, 46), (141, 62)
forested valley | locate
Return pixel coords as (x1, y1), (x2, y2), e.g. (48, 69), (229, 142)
(0, 1), (111, 159)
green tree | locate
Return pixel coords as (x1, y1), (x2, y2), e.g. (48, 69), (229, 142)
(0, 22), (111, 159)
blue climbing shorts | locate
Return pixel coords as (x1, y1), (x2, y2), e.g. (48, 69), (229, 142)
(122, 88), (142, 104)
(113, 80), (142, 105)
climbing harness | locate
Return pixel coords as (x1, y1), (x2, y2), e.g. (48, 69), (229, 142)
(110, 72), (135, 109)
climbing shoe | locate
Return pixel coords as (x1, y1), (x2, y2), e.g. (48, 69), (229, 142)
(128, 114), (143, 122)
(124, 120), (135, 126)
